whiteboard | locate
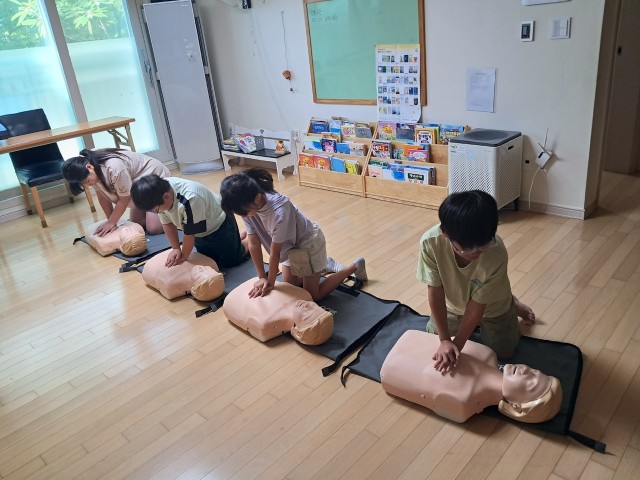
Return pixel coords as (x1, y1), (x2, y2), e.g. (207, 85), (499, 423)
(304, 0), (425, 105)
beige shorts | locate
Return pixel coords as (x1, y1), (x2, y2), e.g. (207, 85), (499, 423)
(283, 228), (327, 277)
(426, 300), (520, 359)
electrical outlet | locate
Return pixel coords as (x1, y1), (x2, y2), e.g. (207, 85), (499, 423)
(536, 150), (552, 169)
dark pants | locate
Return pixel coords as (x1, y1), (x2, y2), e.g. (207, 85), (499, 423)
(194, 213), (248, 268)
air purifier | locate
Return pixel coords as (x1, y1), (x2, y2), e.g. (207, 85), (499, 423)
(448, 129), (523, 209)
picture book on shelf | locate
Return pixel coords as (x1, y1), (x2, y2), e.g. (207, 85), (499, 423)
(402, 143), (425, 160)
(404, 166), (434, 185)
(340, 123), (356, 138)
(407, 149), (429, 162)
(348, 142), (367, 157)
(414, 126), (438, 145)
(329, 118), (344, 136)
(371, 140), (392, 159)
(388, 163), (405, 181)
(396, 123), (416, 142)
(368, 163), (384, 178)
(377, 121), (397, 140)
(303, 136), (321, 151)
(222, 138), (240, 152)
(439, 124), (465, 144)
(313, 154), (331, 170)
(355, 125), (373, 138)
(298, 152), (314, 167)
(310, 119), (329, 133)
(330, 156), (346, 173)
(321, 138), (337, 153)
(345, 159), (360, 175)
(336, 142), (350, 154)
(232, 134), (257, 153)
(321, 132), (341, 141)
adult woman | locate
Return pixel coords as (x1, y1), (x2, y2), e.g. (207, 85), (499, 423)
(62, 148), (169, 236)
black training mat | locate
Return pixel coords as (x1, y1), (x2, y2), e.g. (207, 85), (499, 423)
(73, 231), (183, 271)
(342, 303), (604, 452)
(305, 284), (400, 376)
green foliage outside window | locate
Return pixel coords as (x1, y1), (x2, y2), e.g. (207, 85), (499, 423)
(0, 0), (128, 51)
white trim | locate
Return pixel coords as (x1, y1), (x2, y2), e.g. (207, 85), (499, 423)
(523, 201), (586, 219)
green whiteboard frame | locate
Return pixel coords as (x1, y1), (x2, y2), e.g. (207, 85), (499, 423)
(304, 0), (426, 105)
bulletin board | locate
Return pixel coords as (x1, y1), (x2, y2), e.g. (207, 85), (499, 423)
(304, 0), (425, 105)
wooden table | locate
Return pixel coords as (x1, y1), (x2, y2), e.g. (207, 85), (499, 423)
(0, 116), (135, 227)
(0, 116), (136, 155)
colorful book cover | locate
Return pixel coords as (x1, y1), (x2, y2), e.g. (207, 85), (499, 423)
(233, 134), (257, 153)
(414, 126), (438, 145)
(310, 119), (329, 133)
(340, 123), (356, 138)
(396, 123), (416, 141)
(355, 125), (373, 139)
(222, 138), (240, 152)
(389, 163), (405, 181)
(439, 124), (465, 145)
(371, 140), (392, 159)
(407, 149), (429, 162)
(402, 143), (425, 159)
(404, 166), (430, 184)
(348, 142), (367, 157)
(321, 138), (337, 153)
(330, 156), (346, 173)
(345, 159), (360, 175)
(336, 142), (351, 154)
(298, 152), (314, 167)
(313, 154), (331, 170)
(377, 122), (397, 141)
(329, 118), (344, 137)
(321, 132), (341, 141)
(303, 135), (322, 151)
(368, 164), (384, 178)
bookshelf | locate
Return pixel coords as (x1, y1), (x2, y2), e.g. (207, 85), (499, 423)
(364, 141), (449, 209)
(297, 120), (376, 197)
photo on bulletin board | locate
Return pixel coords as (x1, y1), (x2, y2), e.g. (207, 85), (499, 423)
(304, 0), (425, 105)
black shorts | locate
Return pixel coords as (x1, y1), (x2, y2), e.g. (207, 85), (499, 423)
(194, 213), (248, 268)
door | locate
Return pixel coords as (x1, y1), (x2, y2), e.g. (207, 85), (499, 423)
(602, 0), (640, 174)
(142, 0), (223, 171)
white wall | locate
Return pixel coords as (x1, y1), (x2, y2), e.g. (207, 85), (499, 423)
(199, 0), (606, 217)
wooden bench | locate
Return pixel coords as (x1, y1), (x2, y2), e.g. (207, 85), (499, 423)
(221, 126), (297, 181)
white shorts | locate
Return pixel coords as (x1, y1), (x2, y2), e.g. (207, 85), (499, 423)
(283, 227), (327, 277)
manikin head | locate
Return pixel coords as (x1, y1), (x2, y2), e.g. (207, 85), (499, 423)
(290, 300), (334, 345)
(499, 364), (563, 423)
(118, 224), (147, 256)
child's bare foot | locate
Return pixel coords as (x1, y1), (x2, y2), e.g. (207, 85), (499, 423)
(514, 296), (535, 325)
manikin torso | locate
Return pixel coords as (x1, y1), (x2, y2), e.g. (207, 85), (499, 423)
(84, 220), (146, 257)
(381, 330), (505, 423)
(141, 250), (224, 301)
(223, 278), (333, 344)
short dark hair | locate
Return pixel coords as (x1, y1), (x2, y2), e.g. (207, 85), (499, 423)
(220, 168), (276, 215)
(439, 190), (498, 248)
(131, 175), (170, 211)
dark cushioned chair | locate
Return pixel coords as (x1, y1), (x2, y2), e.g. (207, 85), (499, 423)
(0, 109), (95, 227)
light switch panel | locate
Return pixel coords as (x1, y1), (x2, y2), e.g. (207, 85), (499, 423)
(551, 17), (571, 39)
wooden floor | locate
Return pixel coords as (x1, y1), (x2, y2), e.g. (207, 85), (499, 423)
(0, 167), (639, 480)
